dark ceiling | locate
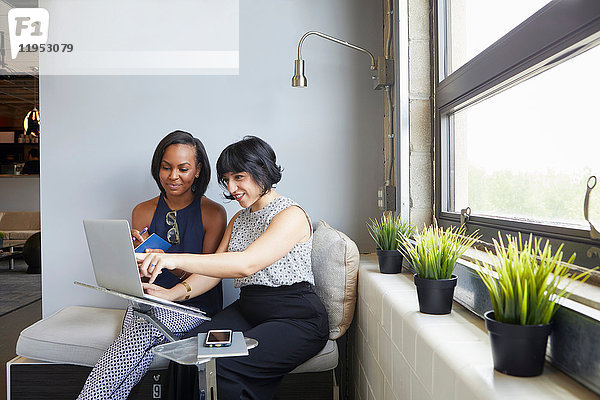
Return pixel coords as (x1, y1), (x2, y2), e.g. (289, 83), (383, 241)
(0, 75), (38, 124)
(0, 0), (39, 124)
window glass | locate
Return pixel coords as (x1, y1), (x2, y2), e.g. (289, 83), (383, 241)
(446, 44), (600, 228)
(446, 0), (551, 76)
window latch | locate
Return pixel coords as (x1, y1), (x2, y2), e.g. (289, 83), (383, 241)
(587, 247), (600, 259)
(583, 176), (600, 240)
(460, 207), (471, 227)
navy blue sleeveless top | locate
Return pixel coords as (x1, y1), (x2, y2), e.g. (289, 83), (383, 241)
(148, 194), (223, 317)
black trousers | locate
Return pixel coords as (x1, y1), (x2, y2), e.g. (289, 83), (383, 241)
(168, 282), (329, 400)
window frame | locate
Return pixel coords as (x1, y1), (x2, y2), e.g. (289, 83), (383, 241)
(434, 0), (600, 271)
(423, 1), (600, 393)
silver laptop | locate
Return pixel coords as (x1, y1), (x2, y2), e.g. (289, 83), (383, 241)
(82, 219), (207, 317)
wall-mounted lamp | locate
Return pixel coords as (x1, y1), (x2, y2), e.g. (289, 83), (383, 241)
(291, 30), (397, 212)
(24, 107), (40, 137)
(292, 31), (393, 89)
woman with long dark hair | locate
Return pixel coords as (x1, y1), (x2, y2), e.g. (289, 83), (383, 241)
(78, 130), (226, 399)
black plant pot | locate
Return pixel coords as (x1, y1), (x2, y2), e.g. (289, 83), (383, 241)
(413, 274), (457, 314)
(484, 311), (551, 377)
(376, 249), (404, 274)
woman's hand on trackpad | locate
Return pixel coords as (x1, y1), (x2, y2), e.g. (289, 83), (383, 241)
(142, 282), (178, 302)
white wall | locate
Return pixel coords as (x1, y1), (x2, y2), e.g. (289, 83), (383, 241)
(40, 0), (384, 316)
(0, 176), (39, 211)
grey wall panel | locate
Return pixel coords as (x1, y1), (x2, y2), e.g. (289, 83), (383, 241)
(39, 0), (384, 316)
(0, 177), (39, 211)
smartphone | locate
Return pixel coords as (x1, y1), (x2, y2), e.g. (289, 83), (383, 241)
(204, 329), (233, 347)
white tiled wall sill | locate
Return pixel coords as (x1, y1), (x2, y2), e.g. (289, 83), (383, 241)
(352, 254), (598, 400)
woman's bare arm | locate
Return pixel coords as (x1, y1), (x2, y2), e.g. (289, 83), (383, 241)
(143, 208), (239, 301)
(131, 198), (157, 239)
(161, 197), (227, 300)
(138, 206), (310, 283)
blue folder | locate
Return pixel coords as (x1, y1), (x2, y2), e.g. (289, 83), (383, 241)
(134, 233), (171, 253)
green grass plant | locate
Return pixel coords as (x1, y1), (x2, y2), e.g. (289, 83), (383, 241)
(0, 231), (5, 240)
(402, 224), (479, 280)
(476, 234), (593, 325)
(367, 214), (415, 251)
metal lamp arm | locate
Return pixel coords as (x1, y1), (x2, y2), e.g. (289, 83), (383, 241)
(297, 31), (376, 70)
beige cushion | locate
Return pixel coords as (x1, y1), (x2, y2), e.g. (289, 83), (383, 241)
(311, 220), (359, 340)
(4, 230), (39, 240)
(16, 306), (169, 370)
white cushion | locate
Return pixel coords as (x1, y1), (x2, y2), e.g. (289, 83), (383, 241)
(17, 305), (335, 374)
(311, 220), (359, 340)
(16, 306), (169, 369)
(290, 340), (338, 374)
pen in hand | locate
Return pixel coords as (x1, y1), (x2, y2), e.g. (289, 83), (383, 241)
(132, 227), (148, 242)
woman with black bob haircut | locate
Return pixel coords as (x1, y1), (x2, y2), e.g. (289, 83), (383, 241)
(138, 136), (329, 400)
(216, 135), (282, 200)
(78, 130), (226, 400)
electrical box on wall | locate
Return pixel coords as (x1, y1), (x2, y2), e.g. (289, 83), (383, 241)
(378, 185), (396, 211)
(372, 57), (394, 90)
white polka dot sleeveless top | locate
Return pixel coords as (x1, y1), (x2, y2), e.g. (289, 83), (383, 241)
(229, 196), (314, 288)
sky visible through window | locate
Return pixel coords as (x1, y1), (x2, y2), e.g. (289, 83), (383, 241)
(452, 44), (600, 227)
(449, 0), (551, 75)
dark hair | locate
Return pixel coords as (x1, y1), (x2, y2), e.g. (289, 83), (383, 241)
(151, 130), (211, 199)
(28, 148), (39, 158)
(217, 136), (282, 200)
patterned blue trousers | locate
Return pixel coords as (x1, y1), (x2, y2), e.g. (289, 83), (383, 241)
(78, 304), (204, 400)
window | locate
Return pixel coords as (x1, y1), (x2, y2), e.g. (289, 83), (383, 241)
(443, 0), (552, 77)
(435, 0), (600, 270)
(448, 45), (600, 227)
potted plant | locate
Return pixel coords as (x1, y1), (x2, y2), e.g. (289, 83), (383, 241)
(0, 231), (5, 248)
(367, 214), (415, 274)
(476, 234), (592, 377)
(402, 224), (479, 314)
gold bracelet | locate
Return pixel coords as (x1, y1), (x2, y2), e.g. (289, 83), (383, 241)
(180, 281), (192, 300)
